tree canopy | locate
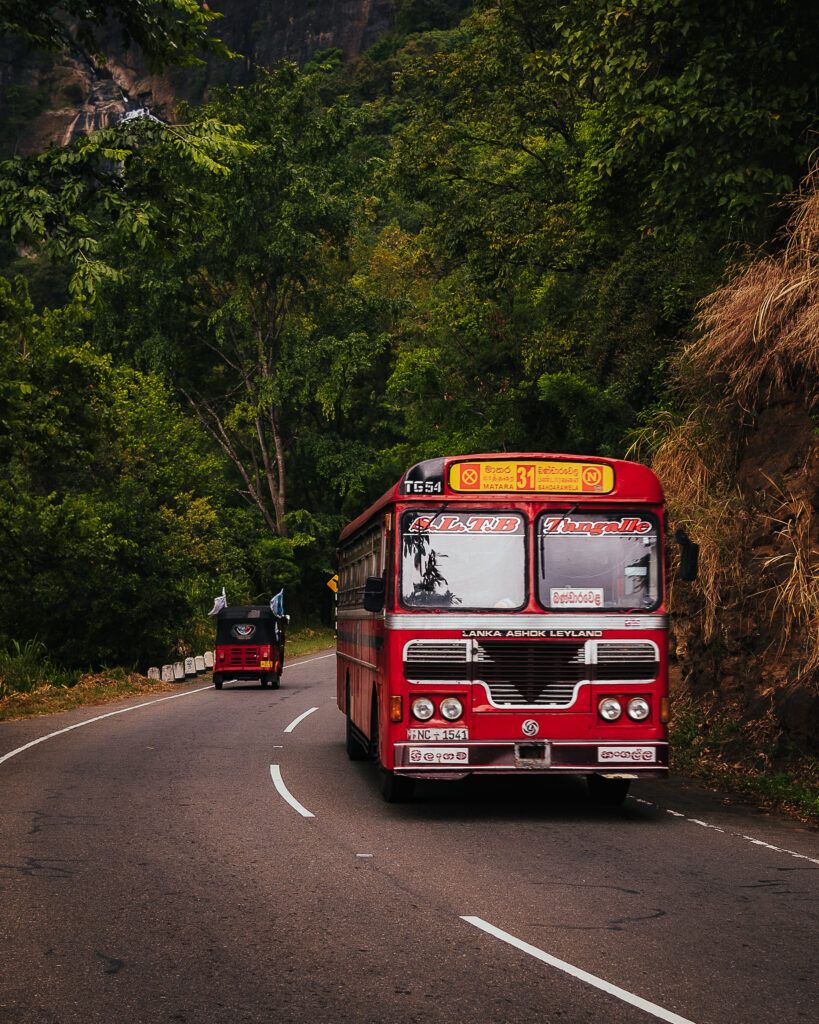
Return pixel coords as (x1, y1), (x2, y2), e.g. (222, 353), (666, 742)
(0, 0), (230, 68)
(1, 0), (818, 667)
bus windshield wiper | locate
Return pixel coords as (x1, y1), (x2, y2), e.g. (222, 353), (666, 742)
(539, 504), (577, 580)
(420, 503), (450, 527)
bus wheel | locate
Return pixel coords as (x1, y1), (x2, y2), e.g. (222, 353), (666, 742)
(380, 770), (414, 804)
(587, 774), (630, 807)
(345, 684), (368, 761)
(213, 674), (223, 690)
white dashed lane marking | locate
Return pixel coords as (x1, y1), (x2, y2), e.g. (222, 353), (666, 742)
(269, 764), (315, 818)
(284, 706), (319, 733)
(628, 796), (819, 865)
(462, 916), (696, 1024)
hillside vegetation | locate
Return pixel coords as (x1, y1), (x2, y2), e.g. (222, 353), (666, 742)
(0, 2), (816, 796)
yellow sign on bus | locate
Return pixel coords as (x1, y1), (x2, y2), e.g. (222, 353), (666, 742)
(449, 460), (614, 494)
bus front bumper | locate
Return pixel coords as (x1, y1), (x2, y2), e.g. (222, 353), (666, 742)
(392, 740), (669, 777)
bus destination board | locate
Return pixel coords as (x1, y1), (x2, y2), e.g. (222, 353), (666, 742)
(448, 459), (615, 494)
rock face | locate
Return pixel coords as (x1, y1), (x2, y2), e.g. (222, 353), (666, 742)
(1, 0), (397, 153)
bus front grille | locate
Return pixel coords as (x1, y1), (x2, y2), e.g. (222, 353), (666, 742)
(403, 638), (659, 707)
(474, 640), (585, 706)
(594, 641), (658, 681)
(404, 640), (472, 681)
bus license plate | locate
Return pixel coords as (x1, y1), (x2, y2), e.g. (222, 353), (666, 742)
(407, 728), (468, 741)
(407, 747), (469, 765)
(598, 746), (656, 763)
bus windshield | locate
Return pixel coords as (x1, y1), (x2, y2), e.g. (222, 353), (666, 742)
(537, 511), (661, 611)
(401, 510), (526, 610)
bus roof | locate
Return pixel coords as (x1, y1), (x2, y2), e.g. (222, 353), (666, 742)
(339, 453), (663, 543)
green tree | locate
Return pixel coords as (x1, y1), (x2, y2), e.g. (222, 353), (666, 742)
(0, 0), (230, 69)
(100, 65), (390, 538)
(381, 0), (819, 456)
(0, 281), (250, 665)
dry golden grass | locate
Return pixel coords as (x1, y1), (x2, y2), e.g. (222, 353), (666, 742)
(629, 410), (747, 642)
(689, 172), (819, 408)
(759, 483), (819, 670)
(0, 671), (177, 722)
(633, 167), (819, 657)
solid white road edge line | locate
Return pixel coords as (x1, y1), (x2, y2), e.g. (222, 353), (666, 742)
(269, 764), (314, 818)
(461, 917), (696, 1024)
(286, 653), (336, 667)
(628, 796), (819, 865)
(284, 706), (319, 733)
(0, 685), (213, 769)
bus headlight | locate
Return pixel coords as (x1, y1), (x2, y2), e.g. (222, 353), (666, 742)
(440, 697), (463, 721)
(598, 698), (622, 721)
(411, 697), (435, 721)
(627, 697), (650, 721)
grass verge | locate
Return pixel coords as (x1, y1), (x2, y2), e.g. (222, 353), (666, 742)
(670, 691), (819, 824)
(0, 669), (177, 722)
(286, 626), (335, 658)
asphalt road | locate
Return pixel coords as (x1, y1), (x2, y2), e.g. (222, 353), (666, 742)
(1, 651), (817, 1024)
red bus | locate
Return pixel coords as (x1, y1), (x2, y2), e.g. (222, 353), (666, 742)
(336, 453), (693, 804)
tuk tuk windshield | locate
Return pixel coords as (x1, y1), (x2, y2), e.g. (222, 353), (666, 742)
(216, 608), (278, 645)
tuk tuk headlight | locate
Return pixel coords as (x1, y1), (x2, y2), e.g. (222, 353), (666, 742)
(411, 698), (435, 721)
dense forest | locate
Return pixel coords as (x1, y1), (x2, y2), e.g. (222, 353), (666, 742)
(0, 1), (817, 779)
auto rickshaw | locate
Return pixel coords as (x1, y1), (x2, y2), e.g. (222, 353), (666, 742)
(212, 605), (286, 690)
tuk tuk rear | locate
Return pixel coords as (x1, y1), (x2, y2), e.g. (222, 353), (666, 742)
(213, 606), (286, 690)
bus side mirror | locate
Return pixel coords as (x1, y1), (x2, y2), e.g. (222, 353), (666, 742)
(674, 528), (699, 582)
(363, 575), (386, 613)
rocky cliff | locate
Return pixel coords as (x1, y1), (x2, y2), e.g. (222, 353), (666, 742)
(1, 0), (397, 153)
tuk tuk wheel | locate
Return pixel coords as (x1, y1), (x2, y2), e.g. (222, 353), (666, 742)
(260, 675), (269, 688)
(213, 674), (223, 690)
(270, 674), (281, 690)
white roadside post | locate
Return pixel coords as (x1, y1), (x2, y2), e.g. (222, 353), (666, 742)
(147, 667), (161, 681)
(161, 665), (174, 683)
(173, 662), (184, 681)
(204, 650), (214, 670)
(194, 655), (205, 674)
(184, 657), (196, 678)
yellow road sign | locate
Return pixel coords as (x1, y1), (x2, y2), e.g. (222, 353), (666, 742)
(326, 575), (339, 593)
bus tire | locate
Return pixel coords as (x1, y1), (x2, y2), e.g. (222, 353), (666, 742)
(380, 769), (414, 803)
(587, 774), (630, 807)
(345, 683), (368, 761)
(213, 674), (223, 690)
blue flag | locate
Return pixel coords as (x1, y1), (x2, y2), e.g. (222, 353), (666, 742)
(270, 589), (285, 617)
